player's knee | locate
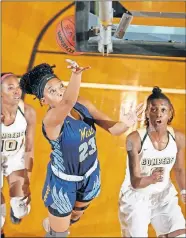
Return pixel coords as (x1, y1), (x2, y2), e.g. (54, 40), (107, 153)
(10, 197), (31, 219)
(71, 204), (89, 221)
(0, 203), (6, 228)
(45, 228), (69, 237)
(9, 176), (30, 198)
(71, 210), (84, 222)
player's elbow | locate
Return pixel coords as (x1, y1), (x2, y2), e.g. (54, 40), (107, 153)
(131, 177), (141, 189)
(131, 181), (138, 189)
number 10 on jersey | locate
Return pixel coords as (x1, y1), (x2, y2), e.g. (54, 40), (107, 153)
(1, 139), (18, 152)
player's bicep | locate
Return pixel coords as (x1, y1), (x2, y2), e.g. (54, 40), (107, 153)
(174, 131), (186, 171)
(128, 150), (141, 179)
(126, 133), (141, 180)
(174, 149), (185, 172)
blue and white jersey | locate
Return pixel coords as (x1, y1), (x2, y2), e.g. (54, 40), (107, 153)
(42, 102), (98, 176)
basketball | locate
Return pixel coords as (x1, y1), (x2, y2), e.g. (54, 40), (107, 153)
(56, 15), (81, 55)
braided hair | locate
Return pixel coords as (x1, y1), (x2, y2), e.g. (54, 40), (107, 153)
(20, 63), (57, 99)
(145, 86), (175, 126)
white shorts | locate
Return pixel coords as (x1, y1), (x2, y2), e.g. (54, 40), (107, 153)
(1, 155), (25, 188)
(118, 185), (185, 237)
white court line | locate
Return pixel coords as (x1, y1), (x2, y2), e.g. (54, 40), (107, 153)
(63, 82), (186, 95)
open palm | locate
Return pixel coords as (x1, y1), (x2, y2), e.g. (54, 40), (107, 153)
(122, 102), (144, 128)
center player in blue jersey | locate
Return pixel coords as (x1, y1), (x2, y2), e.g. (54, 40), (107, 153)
(20, 59), (144, 237)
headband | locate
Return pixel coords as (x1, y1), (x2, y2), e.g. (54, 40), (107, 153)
(33, 74), (57, 99)
(1, 73), (14, 82)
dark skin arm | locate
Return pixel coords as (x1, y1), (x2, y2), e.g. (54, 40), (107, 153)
(173, 130), (186, 203)
(43, 61), (90, 140)
(78, 97), (144, 136)
(24, 103), (37, 180)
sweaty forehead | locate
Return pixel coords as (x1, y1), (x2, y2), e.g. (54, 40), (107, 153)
(150, 99), (169, 107)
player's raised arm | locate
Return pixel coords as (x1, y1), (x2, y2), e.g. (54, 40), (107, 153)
(43, 60), (90, 129)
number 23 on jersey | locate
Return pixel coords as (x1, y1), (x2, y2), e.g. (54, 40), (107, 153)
(79, 137), (97, 162)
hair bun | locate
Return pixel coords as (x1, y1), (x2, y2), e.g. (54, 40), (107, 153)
(152, 86), (162, 95)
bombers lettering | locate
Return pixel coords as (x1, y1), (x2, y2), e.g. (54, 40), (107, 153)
(2, 131), (25, 139)
(141, 157), (174, 166)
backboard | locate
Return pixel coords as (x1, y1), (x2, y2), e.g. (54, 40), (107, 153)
(75, 1), (186, 57)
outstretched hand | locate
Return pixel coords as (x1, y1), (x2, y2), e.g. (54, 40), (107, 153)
(66, 59), (90, 74)
(122, 102), (145, 128)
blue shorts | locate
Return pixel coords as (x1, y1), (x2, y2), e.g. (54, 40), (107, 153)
(42, 161), (101, 217)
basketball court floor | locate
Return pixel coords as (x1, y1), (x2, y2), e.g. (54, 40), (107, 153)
(1, 1), (186, 237)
